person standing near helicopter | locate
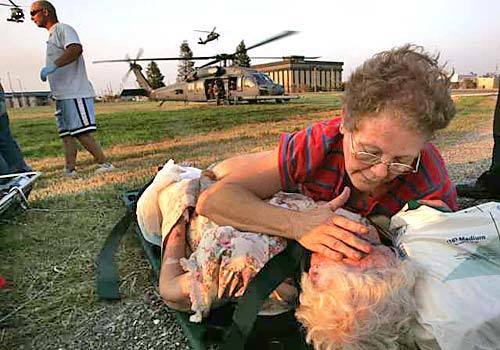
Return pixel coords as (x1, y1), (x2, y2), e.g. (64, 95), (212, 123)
(212, 79), (221, 105)
(30, 1), (114, 177)
(214, 79), (226, 105)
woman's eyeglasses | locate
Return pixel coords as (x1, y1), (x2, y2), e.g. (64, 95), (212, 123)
(349, 133), (420, 174)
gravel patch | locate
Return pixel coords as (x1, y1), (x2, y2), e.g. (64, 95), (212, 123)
(24, 289), (191, 350)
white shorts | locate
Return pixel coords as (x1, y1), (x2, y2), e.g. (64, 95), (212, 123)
(55, 98), (97, 137)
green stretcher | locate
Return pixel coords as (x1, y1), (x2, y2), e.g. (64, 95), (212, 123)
(96, 188), (311, 350)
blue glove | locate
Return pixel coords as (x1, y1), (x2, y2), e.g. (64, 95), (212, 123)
(40, 64), (58, 82)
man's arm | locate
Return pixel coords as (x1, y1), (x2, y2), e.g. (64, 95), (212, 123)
(40, 43), (83, 81)
(54, 43), (83, 67)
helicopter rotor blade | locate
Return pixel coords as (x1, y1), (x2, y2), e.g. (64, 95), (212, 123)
(1, 1), (28, 7)
(136, 48), (144, 60)
(93, 56), (216, 64)
(122, 68), (133, 84)
(245, 30), (298, 52)
(250, 57), (287, 59)
(194, 30), (211, 33)
(250, 56), (321, 59)
(198, 31), (299, 69)
(199, 59), (221, 69)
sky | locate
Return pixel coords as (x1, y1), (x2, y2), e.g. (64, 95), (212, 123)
(1, 0), (499, 95)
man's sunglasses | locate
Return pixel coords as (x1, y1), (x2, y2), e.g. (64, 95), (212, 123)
(30, 9), (44, 16)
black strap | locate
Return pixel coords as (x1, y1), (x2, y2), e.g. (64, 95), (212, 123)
(96, 209), (134, 300)
(220, 241), (307, 350)
(96, 178), (154, 300)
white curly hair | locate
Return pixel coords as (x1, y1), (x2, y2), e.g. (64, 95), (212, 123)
(296, 254), (419, 350)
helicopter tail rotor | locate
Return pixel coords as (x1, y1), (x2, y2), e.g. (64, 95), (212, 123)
(135, 48), (144, 61)
(122, 48), (144, 83)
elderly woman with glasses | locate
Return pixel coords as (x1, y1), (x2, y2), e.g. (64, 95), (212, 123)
(197, 44), (457, 261)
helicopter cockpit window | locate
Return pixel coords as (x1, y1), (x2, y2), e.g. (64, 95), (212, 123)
(252, 73), (273, 85)
(243, 77), (256, 88)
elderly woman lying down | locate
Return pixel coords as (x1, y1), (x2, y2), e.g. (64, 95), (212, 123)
(137, 159), (419, 349)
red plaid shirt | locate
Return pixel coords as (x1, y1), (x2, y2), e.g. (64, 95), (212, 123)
(278, 117), (458, 216)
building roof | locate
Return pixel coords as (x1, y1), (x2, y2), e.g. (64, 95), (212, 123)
(120, 88), (148, 97)
(252, 57), (343, 70)
(4, 91), (51, 98)
(457, 74), (477, 81)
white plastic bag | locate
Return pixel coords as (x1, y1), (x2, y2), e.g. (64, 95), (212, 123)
(391, 202), (500, 350)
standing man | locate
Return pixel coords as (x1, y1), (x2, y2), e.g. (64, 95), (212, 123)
(0, 82), (32, 175)
(474, 84), (500, 195)
(457, 83), (500, 198)
(30, 1), (114, 176)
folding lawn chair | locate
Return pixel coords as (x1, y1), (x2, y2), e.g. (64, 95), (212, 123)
(97, 186), (312, 350)
(0, 172), (42, 217)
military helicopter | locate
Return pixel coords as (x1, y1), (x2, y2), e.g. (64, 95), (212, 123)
(94, 31), (305, 105)
(195, 27), (220, 45)
(0, 0), (25, 22)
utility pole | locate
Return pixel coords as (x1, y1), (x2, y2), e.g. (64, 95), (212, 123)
(17, 78), (25, 107)
(6, 72), (14, 93)
(493, 81), (500, 168)
(7, 72), (17, 107)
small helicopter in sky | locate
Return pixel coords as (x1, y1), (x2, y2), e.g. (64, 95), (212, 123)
(94, 31), (309, 105)
(195, 27), (220, 45)
(0, 0), (24, 22)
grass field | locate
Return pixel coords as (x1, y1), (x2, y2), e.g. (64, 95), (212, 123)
(0, 93), (496, 349)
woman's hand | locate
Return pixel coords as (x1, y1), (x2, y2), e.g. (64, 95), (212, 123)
(295, 187), (372, 261)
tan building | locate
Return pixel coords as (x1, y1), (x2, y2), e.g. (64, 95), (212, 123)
(476, 76), (499, 90)
(4, 91), (52, 108)
(252, 56), (343, 93)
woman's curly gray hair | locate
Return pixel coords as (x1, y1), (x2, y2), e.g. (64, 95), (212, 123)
(342, 44), (455, 138)
(296, 257), (419, 350)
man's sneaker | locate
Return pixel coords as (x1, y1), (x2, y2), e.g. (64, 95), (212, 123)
(66, 169), (77, 178)
(95, 162), (115, 173)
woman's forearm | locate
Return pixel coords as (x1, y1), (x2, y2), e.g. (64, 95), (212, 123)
(196, 181), (302, 240)
(196, 147), (306, 239)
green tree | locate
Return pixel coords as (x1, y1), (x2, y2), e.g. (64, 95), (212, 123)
(233, 40), (251, 67)
(177, 41), (195, 82)
(146, 61), (165, 89)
